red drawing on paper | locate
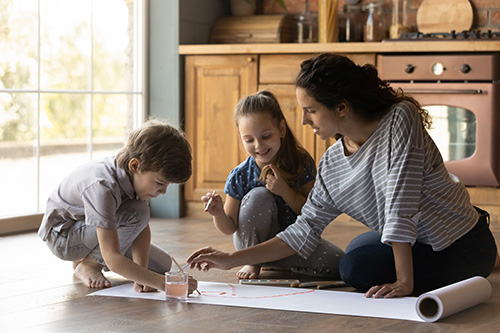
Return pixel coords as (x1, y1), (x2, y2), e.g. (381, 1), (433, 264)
(198, 283), (316, 299)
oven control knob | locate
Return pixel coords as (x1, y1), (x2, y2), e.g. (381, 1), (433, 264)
(432, 63), (445, 76)
(461, 64), (471, 74)
(404, 64), (415, 73)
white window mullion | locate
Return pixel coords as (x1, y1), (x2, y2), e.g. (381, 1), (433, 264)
(89, 0), (94, 160)
(36, 0), (42, 212)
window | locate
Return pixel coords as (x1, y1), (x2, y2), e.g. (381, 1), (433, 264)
(0, 0), (145, 228)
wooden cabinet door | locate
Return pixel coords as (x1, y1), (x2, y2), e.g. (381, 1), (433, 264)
(258, 84), (316, 161)
(184, 55), (258, 202)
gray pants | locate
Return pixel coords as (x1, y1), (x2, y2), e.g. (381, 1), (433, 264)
(233, 187), (344, 279)
(45, 199), (171, 274)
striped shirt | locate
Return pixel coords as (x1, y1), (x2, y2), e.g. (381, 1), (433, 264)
(277, 101), (478, 258)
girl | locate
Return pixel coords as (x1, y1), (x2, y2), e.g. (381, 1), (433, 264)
(189, 54), (498, 298)
(202, 90), (344, 280)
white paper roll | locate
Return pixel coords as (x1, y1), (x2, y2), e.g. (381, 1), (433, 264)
(415, 276), (492, 322)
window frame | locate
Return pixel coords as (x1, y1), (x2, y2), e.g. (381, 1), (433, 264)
(0, 0), (148, 235)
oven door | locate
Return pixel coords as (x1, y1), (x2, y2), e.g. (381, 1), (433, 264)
(395, 82), (500, 186)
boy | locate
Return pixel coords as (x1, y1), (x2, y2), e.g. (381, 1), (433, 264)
(38, 119), (197, 293)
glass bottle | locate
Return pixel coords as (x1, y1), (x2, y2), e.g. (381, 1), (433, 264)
(296, 0), (318, 43)
(390, 0), (411, 39)
(341, 3), (363, 42)
(363, 1), (387, 42)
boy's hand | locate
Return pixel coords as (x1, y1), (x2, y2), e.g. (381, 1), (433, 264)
(133, 282), (157, 293)
(188, 276), (198, 295)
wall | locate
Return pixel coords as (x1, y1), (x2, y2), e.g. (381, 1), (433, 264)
(148, 0), (182, 217)
(180, 0), (228, 44)
(148, 0), (228, 217)
(262, 0), (500, 33)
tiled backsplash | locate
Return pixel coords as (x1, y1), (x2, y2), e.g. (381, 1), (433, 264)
(262, 0), (500, 32)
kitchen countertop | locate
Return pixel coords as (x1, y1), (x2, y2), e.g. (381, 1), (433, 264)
(179, 41), (500, 55)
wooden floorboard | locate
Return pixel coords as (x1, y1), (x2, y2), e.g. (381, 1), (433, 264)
(0, 216), (499, 332)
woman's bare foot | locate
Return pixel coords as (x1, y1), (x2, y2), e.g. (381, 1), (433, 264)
(236, 265), (261, 279)
(73, 257), (111, 288)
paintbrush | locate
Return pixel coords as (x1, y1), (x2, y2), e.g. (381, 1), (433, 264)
(290, 280), (347, 289)
(171, 256), (201, 295)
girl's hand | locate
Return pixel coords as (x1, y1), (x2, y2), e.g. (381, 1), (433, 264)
(133, 282), (157, 293)
(364, 280), (413, 298)
(201, 192), (223, 216)
(265, 164), (290, 197)
(187, 246), (234, 272)
(188, 275), (198, 295)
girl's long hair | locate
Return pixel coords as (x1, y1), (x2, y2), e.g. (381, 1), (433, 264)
(234, 90), (314, 191)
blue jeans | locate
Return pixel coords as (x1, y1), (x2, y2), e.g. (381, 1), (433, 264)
(339, 207), (497, 294)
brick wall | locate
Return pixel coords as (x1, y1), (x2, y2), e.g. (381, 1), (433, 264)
(262, 0), (500, 33)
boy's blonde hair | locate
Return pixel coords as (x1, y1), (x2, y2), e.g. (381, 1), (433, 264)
(116, 119), (192, 184)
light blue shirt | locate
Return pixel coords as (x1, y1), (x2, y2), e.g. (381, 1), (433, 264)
(38, 156), (137, 240)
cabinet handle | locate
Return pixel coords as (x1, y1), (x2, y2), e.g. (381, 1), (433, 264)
(247, 57), (255, 63)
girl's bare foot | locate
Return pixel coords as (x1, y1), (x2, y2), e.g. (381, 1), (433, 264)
(73, 257), (111, 288)
(237, 265), (261, 279)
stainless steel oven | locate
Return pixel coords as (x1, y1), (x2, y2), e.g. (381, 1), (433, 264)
(377, 54), (500, 186)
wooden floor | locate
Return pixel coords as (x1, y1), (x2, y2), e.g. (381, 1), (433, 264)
(1, 216), (499, 332)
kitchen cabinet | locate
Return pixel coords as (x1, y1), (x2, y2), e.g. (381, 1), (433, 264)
(184, 52), (375, 206)
(180, 41), (500, 224)
(184, 55), (257, 203)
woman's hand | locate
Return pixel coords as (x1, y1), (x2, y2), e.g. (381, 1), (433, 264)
(187, 247), (235, 272)
(364, 280), (414, 298)
(265, 164), (290, 197)
(188, 275), (198, 295)
(134, 282), (157, 293)
(364, 242), (414, 298)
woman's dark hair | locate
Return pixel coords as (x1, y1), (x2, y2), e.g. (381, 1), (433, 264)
(295, 53), (431, 129)
(235, 90), (314, 190)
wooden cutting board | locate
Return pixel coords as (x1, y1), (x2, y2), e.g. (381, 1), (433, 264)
(416, 0), (473, 34)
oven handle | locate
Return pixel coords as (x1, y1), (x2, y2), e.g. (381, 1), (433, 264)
(404, 89), (484, 95)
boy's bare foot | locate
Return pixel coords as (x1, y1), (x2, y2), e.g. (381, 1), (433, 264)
(73, 257), (111, 288)
(237, 265), (261, 279)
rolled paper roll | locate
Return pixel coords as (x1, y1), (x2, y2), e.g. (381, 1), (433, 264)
(415, 276), (492, 322)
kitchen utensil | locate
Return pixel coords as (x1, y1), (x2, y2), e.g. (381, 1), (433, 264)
(416, 0), (473, 34)
(318, 0), (338, 43)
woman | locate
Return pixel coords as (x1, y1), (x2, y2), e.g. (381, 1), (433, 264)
(188, 53), (498, 298)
